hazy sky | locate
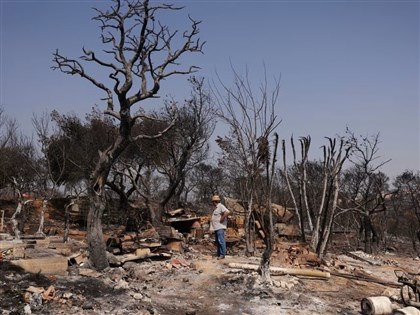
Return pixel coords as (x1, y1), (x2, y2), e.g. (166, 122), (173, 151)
(1, 0), (419, 179)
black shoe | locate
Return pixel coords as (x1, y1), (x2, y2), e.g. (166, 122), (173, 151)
(217, 256), (225, 260)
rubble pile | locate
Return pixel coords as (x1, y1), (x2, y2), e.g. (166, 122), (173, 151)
(0, 198), (419, 314)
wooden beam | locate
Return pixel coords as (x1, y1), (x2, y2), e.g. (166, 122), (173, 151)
(227, 262), (330, 279)
(330, 271), (401, 288)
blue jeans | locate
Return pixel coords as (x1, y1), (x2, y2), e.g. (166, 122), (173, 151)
(215, 229), (227, 257)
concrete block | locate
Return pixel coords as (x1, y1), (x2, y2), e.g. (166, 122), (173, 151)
(11, 256), (68, 275)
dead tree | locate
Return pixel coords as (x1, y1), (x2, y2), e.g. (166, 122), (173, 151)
(52, 0), (204, 270)
(63, 198), (75, 243)
(0, 107), (17, 151)
(10, 179), (33, 239)
(214, 65), (281, 256)
(299, 137), (313, 231)
(310, 138), (350, 257)
(283, 136), (350, 257)
(11, 200), (31, 239)
(392, 171), (420, 252)
(259, 133), (279, 283)
(10, 200), (22, 239)
(32, 112), (67, 237)
(343, 130), (391, 254)
(35, 199), (47, 237)
(127, 77), (216, 221)
(0, 113), (33, 193)
(282, 136), (312, 242)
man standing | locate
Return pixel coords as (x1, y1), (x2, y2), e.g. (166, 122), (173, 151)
(210, 195), (230, 259)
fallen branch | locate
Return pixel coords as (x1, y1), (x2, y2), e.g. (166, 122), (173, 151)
(346, 251), (381, 266)
(227, 262), (330, 279)
(330, 271), (401, 288)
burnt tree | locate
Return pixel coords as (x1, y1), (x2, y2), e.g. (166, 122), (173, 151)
(52, 0), (204, 270)
(214, 65), (281, 256)
(343, 130), (390, 254)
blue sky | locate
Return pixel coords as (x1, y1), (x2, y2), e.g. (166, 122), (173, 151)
(1, 0), (419, 179)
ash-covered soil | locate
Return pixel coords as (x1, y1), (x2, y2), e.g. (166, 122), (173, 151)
(1, 239), (419, 315)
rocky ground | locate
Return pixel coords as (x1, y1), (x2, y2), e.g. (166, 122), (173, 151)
(1, 235), (419, 315)
(0, 198), (419, 315)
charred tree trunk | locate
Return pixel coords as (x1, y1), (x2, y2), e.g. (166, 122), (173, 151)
(174, 177), (186, 207)
(63, 199), (74, 243)
(105, 180), (136, 225)
(158, 161), (189, 225)
(316, 181), (333, 254)
(311, 138), (350, 256)
(11, 201), (24, 239)
(260, 133), (278, 283)
(260, 233), (272, 282)
(299, 137), (313, 231)
(311, 161), (329, 251)
(36, 199), (47, 237)
(119, 195), (129, 224)
(10, 191), (32, 240)
(413, 230), (420, 253)
(318, 174), (340, 257)
(363, 214), (374, 254)
(87, 187), (109, 270)
(245, 197), (254, 256)
(88, 136), (130, 270)
(63, 208), (69, 243)
(282, 139), (305, 242)
(0, 210), (4, 232)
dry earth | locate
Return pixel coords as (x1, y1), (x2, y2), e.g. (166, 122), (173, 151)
(1, 237), (419, 315)
(0, 199), (419, 315)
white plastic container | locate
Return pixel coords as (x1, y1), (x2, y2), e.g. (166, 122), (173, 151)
(361, 296), (394, 315)
(393, 306), (420, 315)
